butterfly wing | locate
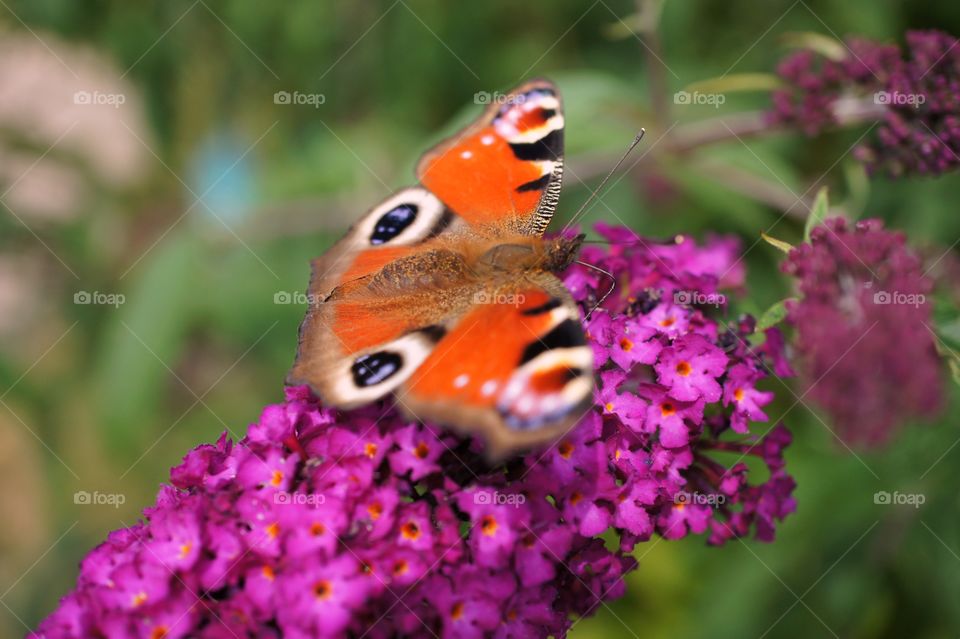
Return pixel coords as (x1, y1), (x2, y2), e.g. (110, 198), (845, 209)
(417, 78), (564, 236)
(398, 273), (593, 459)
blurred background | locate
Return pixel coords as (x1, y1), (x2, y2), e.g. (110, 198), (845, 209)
(1, 1), (959, 637)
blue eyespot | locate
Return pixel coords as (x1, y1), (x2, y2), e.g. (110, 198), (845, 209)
(370, 204), (418, 245)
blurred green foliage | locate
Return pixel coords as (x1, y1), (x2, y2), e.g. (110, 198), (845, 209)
(1, 1), (960, 637)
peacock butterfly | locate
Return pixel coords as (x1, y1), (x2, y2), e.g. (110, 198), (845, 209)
(288, 79), (594, 459)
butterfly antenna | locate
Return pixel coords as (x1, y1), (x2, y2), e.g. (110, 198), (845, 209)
(575, 260), (617, 319)
(562, 129), (646, 234)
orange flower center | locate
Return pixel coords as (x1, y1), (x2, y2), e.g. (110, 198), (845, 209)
(261, 565), (275, 581)
(309, 522), (326, 536)
(451, 602), (465, 620)
(661, 402), (676, 417)
(558, 441), (574, 459)
(393, 560), (409, 576)
(313, 580), (333, 600)
(178, 543), (191, 559)
(570, 491), (583, 506)
(676, 361), (692, 376)
(131, 591), (148, 607)
(266, 522), (280, 539)
(660, 317), (675, 327)
(364, 442), (378, 458)
(401, 521), (421, 540)
(413, 442), (430, 459)
(270, 470), (284, 487)
(480, 515), (498, 536)
(367, 501), (383, 520)
(619, 337), (634, 352)
(734, 388), (745, 402)
(149, 626), (168, 639)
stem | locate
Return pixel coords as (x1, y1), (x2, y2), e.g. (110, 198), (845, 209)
(669, 111), (778, 153)
(692, 159), (811, 221)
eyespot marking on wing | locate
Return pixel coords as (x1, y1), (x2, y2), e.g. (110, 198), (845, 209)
(355, 188), (446, 248)
(370, 204), (418, 245)
(352, 352), (403, 387)
(327, 328), (442, 407)
(499, 346), (593, 431)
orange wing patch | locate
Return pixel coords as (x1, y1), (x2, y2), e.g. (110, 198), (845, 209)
(403, 288), (556, 406)
(419, 125), (545, 229)
(416, 80), (564, 236)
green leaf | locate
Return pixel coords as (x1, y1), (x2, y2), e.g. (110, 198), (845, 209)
(761, 232), (794, 254)
(757, 297), (796, 331)
(804, 187), (830, 242)
(780, 31), (848, 61)
(685, 73), (785, 94)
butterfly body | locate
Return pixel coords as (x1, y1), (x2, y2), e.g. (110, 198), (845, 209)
(289, 80), (593, 458)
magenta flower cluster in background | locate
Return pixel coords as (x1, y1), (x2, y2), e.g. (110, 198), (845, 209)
(34, 225), (795, 639)
(769, 29), (960, 176)
(782, 218), (942, 446)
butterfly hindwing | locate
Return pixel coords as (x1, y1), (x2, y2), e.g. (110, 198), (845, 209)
(417, 78), (564, 236)
(398, 273), (593, 459)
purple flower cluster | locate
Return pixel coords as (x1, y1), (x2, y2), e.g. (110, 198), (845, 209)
(782, 217), (942, 446)
(769, 29), (960, 176)
(769, 37), (900, 136)
(34, 225), (796, 639)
